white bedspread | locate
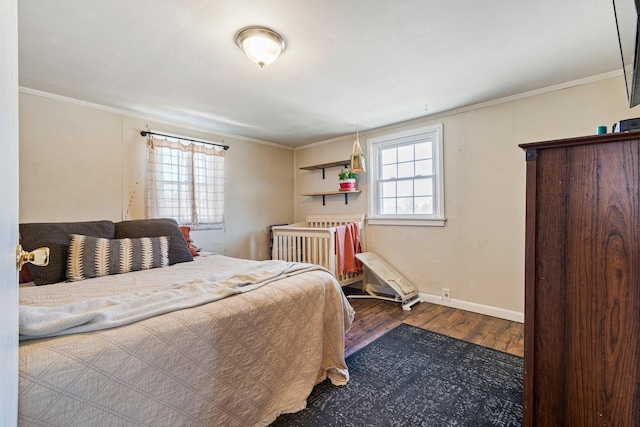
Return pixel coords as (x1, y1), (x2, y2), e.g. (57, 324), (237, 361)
(19, 255), (354, 427)
(20, 260), (326, 340)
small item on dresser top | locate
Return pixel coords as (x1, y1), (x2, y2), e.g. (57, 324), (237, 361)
(597, 125), (607, 134)
(612, 117), (640, 133)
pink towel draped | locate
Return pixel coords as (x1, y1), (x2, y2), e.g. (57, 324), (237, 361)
(335, 222), (363, 276)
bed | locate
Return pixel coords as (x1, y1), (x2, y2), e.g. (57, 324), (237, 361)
(18, 219), (354, 427)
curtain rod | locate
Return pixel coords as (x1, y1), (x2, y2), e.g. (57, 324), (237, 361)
(140, 130), (230, 150)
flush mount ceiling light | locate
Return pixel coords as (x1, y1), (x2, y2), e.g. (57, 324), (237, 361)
(235, 26), (286, 68)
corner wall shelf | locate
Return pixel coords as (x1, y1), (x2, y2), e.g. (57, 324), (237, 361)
(301, 190), (360, 205)
(300, 160), (349, 179)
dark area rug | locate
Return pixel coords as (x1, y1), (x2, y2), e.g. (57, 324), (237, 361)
(271, 323), (523, 426)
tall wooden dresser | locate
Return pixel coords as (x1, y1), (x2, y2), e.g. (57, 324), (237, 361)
(519, 133), (640, 426)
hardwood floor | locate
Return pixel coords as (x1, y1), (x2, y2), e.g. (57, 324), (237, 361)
(344, 297), (524, 358)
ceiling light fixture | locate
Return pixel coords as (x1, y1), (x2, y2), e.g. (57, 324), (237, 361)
(235, 26), (286, 68)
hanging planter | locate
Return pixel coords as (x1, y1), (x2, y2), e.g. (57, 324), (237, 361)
(350, 126), (366, 173)
(338, 169), (358, 191)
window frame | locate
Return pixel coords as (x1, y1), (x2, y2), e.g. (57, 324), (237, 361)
(367, 123), (445, 227)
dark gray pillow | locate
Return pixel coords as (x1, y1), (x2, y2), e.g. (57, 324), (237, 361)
(66, 234), (170, 281)
(19, 220), (116, 285)
(114, 218), (193, 265)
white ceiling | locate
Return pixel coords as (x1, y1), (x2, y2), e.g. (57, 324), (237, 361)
(18, 0), (630, 147)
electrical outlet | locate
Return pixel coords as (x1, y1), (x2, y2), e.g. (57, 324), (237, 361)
(442, 288), (451, 301)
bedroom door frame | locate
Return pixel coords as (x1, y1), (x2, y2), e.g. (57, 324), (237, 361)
(0, 1), (20, 425)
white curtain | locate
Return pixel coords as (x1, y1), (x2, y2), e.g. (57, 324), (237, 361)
(146, 136), (225, 227)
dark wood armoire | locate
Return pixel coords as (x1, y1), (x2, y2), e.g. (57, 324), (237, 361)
(519, 132), (640, 426)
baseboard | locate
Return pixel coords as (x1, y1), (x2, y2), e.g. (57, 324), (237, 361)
(419, 292), (524, 323)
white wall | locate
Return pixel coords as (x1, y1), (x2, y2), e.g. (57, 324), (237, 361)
(19, 91), (294, 261)
(294, 75), (640, 320)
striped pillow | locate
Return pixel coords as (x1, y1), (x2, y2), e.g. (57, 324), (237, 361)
(67, 234), (170, 282)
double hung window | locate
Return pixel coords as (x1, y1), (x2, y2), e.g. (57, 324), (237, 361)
(368, 124), (445, 226)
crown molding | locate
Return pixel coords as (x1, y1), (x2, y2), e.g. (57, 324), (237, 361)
(18, 87), (293, 150)
(296, 69), (624, 150)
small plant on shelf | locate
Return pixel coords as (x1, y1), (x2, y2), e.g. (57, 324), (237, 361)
(338, 169), (358, 180)
(338, 169), (358, 190)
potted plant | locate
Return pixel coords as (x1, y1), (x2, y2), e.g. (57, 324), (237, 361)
(338, 169), (358, 190)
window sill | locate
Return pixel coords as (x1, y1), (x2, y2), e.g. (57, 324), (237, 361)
(181, 224), (224, 231)
(367, 217), (446, 227)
